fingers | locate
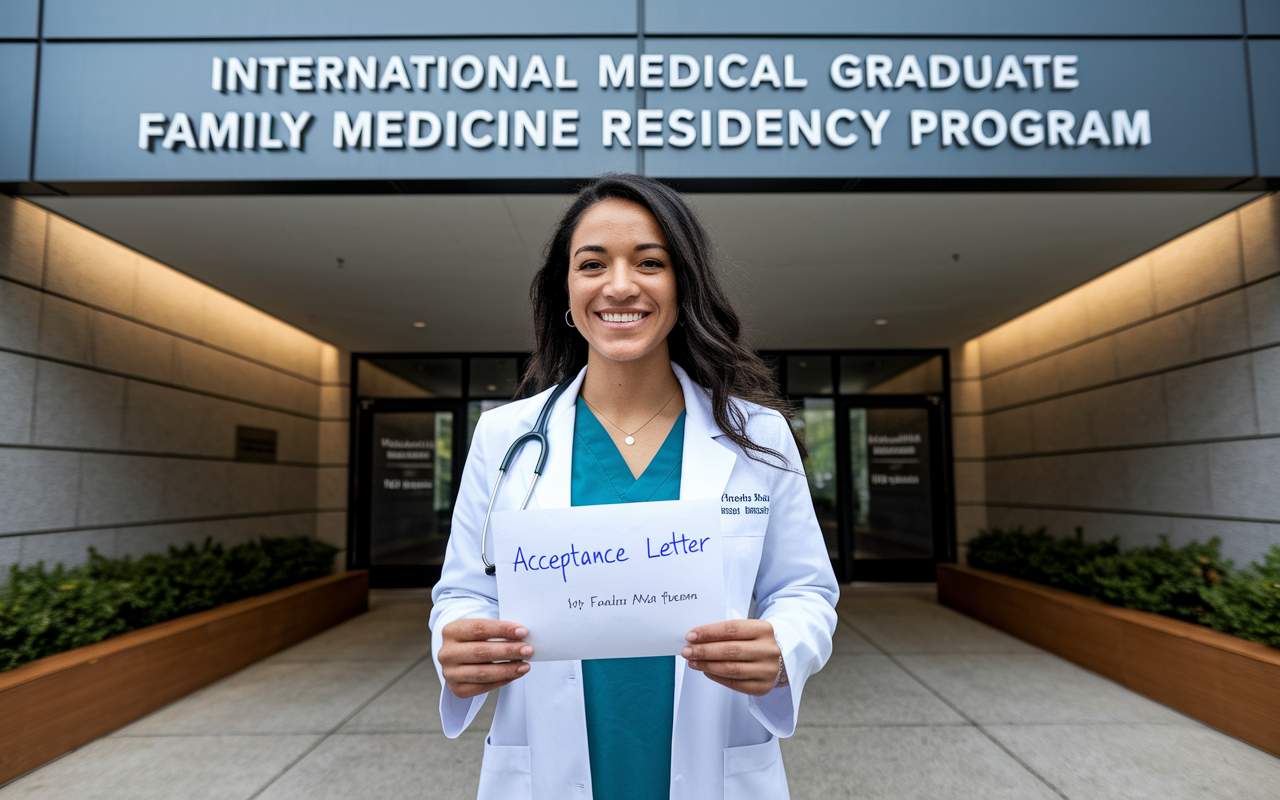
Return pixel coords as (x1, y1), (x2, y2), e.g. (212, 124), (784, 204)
(682, 619), (781, 697)
(441, 640), (533, 666)
(444, 618), (529, 643)
(686, 619), (772, 644)
(681, 639), (778, 664)
(449, 679), (517, 699)
(698, 672), (776, 697)
(446, 660), (531, 687)
(685, 654), (775, 681)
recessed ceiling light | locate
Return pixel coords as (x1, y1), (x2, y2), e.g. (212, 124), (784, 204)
(487, 384), (498, 391)
(874, 319), (889, 326)
(412, 322), (426, 328)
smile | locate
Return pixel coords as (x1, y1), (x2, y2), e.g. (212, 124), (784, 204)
(596, 312), (649, 323)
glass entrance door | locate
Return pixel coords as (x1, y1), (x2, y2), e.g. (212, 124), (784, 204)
(350, 353), (524, 587)
(844, 402), (947, 578)
(354, 399), (464, 587)
(369, 410), (454, 566)
(775, 350), (954, 582)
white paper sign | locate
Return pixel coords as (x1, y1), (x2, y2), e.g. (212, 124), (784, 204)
(491, 499), (726, 662)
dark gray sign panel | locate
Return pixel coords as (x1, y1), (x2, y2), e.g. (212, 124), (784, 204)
(641, 39), (1253, 180)
(1251, 40), (1280, 176)
(33, 38), (1253, 184)
(0, 0), (38, 39)
(41, 0), (635, 39)
(35, 40), (636, 182)
(646, 0), (1242, 36)
(0, 45), (36, 182)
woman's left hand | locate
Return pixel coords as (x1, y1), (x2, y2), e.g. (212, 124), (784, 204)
(682, 619), (782, 696)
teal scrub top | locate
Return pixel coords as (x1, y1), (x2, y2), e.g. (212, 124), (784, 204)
(571, 396), (686, 800)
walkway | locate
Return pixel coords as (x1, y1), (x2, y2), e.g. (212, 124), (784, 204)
(4, 584), (1279, 799)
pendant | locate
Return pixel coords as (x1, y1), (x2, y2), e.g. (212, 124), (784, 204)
(624, 436), (635, 445)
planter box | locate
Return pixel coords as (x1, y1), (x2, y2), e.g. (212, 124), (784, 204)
(937, 563), (1280, 757)
(0, 570), (369, 785)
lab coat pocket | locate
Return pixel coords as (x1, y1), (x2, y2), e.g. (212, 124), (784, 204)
(721, 531), (767, 617)
(478, 736), (532, 799)
(723, 735), (787, 799)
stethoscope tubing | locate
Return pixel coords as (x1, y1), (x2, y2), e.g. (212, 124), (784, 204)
(480, 379), (574, 576)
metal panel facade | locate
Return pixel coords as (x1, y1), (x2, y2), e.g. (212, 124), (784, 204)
(0, 0), (39, 39)
(33, 39), (1254, 183)
(645, 0), (1243, 36)
(9, 1), (1274, 186)
(1246, 0), (1280, 35)
(41, 0), (636, 39)
(0, 45), (37, 182)
(1250, 40), (1280, 176)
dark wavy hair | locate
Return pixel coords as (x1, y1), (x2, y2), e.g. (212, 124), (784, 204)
(517, 173), (803, 464)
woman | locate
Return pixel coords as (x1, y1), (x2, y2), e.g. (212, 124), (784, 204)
(430, 174), (838, 800)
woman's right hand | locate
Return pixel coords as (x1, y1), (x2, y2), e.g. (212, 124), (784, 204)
(439, 619), (534, 698)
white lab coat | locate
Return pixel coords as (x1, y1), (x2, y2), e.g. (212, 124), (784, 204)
(430, 363), (839, 800)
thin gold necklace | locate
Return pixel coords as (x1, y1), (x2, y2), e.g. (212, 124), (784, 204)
(582, 386), (680, 446)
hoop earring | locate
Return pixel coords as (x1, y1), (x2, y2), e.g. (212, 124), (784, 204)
(565, 309), (576, 328)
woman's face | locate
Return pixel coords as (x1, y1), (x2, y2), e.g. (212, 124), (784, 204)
(566, 198), (678, 364)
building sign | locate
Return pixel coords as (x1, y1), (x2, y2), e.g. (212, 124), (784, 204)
(34, 38), (1253, 182)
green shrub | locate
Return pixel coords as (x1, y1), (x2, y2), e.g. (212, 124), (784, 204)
(0, 536), (338, 672)
(967, 526), (1280, 649)
(1203, 549), (1280, 648)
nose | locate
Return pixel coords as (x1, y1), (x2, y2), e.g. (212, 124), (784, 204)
(602, 260), (639, 300)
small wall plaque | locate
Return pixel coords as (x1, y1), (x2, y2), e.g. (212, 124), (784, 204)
(235, 426), (278, 463)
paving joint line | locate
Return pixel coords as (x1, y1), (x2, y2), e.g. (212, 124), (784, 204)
(243, 652), (433, 800)
(838, 610), (1072, 800)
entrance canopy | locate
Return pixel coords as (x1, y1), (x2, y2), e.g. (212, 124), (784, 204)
(33, 191), (1257, 352)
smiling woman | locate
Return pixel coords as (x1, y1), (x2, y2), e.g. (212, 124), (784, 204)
(429, 173), (839, 800)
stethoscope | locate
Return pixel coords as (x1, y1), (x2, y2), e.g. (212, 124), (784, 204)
(480, 379), (575, 575)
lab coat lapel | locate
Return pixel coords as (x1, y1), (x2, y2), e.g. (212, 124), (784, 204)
(670, 363), (737, 715)
(525, 365), (586, 511)
(673, 362), (737, 502)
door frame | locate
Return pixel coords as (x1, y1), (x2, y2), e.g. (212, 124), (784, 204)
(351, 396), (467, 588)
(836, 394), (955, 582)
(769, 348), (956, 583)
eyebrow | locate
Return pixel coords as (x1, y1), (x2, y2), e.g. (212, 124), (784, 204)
(572, 243), (670, 257)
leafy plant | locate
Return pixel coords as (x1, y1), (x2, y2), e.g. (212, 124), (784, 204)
(967, 526), (1280, 649)
(0, 536), (337, 672)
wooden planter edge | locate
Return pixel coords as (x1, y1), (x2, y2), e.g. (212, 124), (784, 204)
(0, 569), (369, 785)
(937, 563), (1280, 758)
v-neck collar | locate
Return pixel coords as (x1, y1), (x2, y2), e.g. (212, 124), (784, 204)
(575, 396), (685, 502)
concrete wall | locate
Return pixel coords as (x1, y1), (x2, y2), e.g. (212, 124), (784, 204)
(0, 195), (350, 576)
(954, 193), (1280, 567)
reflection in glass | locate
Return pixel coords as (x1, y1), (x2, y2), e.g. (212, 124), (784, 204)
(786, 355), (833, 396)
(849, 407), (934, 559)
(791, 398), (838, 560)
(848, 409), (870, 530)
(358, 358), (463, 398)
(469, 358), (520, 399)
(839, 355), (943, 395)
(467, 399), (513, 447)
(369, 411), (454, 565)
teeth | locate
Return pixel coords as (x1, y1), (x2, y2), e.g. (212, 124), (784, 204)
(601, 312), (645, 323)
